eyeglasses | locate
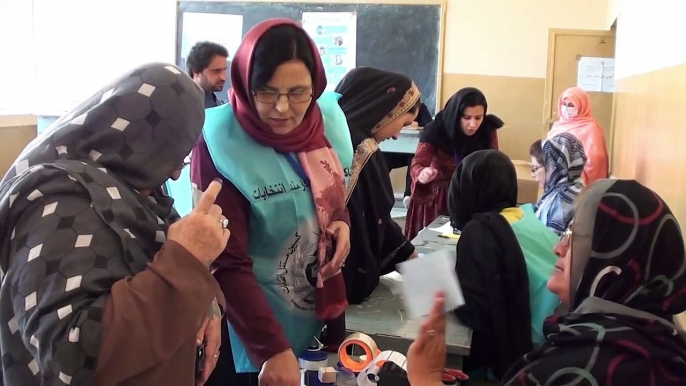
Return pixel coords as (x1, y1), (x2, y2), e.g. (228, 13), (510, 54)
(252, 89), (313, 104)
(181, 155), (191, 169)
(560, 227), (573, 247)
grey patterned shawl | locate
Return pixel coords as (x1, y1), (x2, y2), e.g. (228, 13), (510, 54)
(0, 63), (204, 385)
(534, 133), (586, 235)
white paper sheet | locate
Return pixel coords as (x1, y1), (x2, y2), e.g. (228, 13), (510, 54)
(397, 249), (464, 319)
(577, 57), (615, 93)
(601, 64), (615, 92)
(429, 221), (453, 234)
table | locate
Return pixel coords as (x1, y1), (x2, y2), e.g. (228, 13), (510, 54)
(410, 216), (459, 253)
(345, 216), (471, 367)
(378, 127), (421, 154)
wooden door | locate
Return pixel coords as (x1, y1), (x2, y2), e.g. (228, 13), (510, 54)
(543, 29), (616, 156)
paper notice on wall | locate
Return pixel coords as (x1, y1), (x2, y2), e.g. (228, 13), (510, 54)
(600, 64), (615, 92)
(577, 57), (615, 92)
(302, 12), (357, 90)
(180, 12), (243, 64)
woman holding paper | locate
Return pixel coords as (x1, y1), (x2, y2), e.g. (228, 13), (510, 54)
(191, 19), (353, 386)
(447, 150), (559, 379)
(334, 66), (421, 305)
(411, 179), (686, 386)
(405, 88), (504, 240)
(547, 87), (608, 185)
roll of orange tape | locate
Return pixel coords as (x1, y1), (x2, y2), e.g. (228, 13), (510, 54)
(337, 332), (381, 372)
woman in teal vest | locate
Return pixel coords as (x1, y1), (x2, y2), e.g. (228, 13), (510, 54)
(190, 19), (354, 386)
(447, 150), (560, 381)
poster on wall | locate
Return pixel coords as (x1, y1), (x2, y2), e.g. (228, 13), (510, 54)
(301, 12), (357, 90)
(577, 57), (615, 92)
(180, 12), (243, 69)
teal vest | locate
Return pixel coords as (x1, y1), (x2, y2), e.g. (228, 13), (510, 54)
(511, 204), (561, 346)
(203, 92), (353, 373)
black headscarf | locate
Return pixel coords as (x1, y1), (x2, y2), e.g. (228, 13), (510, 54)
(335, 67), (419, 147)
(449, 149), (532, 378)
(504, 179), (686, 385)
(0, 63), (204, 385)
(448, 149), (518, 231)
(420, 87), (503, 157)
(416, 103), (433, 127)
(334, 67), (420, 304)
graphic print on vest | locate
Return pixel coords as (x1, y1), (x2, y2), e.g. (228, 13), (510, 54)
(276, 216), (320, 312)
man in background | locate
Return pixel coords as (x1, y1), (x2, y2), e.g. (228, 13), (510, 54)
(187, 41), (228, 108)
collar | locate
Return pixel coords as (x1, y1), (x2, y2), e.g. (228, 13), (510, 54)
(203, 90), (220, 108)
(573, 296), (677, 331)
(500, 207), (524, 224)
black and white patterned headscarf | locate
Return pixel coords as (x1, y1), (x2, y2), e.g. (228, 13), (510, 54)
(534, 133), (586, 235)
(0, 63), (204, 385)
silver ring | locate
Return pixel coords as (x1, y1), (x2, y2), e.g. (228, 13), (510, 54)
(219, 218), (229, 230)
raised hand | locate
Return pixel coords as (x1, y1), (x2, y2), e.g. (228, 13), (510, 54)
(407, 292), (458, 386)
(167, 179), (230, 266)
(417, 167), (438, 184)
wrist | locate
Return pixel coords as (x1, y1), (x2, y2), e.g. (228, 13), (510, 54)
(272, 348), (294, 360)
(410, 379), (443, 386)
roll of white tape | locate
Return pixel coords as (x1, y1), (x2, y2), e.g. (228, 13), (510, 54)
(356, 350), (408, 386)
(299, 358), (328, 371)
(299, 350), (329, 371)
(337, 332), (380, 373)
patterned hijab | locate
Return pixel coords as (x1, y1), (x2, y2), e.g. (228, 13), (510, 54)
(335, 66), (420, 146)
(0, 63), (204, 385)
(534, 133), (586, 235)
(504, 179), (686, 386)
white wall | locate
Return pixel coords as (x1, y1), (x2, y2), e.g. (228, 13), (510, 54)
(614, 0), (686, 80)
(606, 0), (620, 28)
(443, 0), (608, 78)
(1, 0), (178, 116)
(0, 0), (35, 115)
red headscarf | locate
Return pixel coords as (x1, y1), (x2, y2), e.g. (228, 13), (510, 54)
(547, 87), (609, 185)
(229, 18), (330, 153)
(229, 19), (348, 321)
